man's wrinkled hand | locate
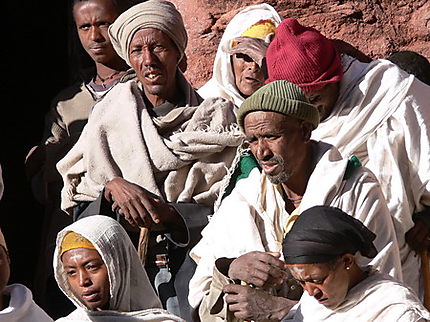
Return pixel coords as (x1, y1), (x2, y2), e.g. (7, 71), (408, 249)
(228, 251), (287, 289)
(104, 177), (177, 229)
(223, 284), (295, 321)
(228, 36), (269, 67)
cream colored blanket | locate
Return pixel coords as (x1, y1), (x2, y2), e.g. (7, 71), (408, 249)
(57, 79), (244, 215)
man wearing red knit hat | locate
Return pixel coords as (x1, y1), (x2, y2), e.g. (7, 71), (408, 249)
(266, 17), (430, 302)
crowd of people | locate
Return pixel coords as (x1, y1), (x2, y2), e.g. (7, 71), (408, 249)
(2, 0), (430, 321)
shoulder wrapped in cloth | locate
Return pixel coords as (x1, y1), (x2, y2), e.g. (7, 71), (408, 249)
(108, 0), (188, 66)
(54, 215), (162, 316)
(57, 74), (244, 215)
(283, 205), (377, 264)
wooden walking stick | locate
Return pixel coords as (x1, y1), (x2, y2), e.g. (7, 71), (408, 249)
(421, 248), (430, 310)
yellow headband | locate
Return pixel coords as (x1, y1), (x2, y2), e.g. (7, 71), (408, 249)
(60, 232), (96, 256)
(241, 19), (276, 39)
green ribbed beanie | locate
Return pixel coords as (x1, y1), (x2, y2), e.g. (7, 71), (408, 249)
(236, 80), (320, 131)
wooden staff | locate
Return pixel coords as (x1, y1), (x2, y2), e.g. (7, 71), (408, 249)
(421, 248), (430, 310)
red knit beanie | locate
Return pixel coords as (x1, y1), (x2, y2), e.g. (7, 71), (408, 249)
(265, 18), (343, 93)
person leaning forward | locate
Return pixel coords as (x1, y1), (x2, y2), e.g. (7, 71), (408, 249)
(56, 1), (244, 320)
(188, 80), (402, 322)
(282, 206), (430, 322)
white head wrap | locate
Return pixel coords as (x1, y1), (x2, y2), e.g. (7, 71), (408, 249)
(108, 0), (188, 66)
(197, 3), (283, 107)
(54, 215), (162, 312)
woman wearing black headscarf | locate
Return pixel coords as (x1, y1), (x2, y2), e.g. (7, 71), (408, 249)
(282, 206), (430, 321)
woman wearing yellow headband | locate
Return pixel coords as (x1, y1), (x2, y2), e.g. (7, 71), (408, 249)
(54, 215), (184, 321)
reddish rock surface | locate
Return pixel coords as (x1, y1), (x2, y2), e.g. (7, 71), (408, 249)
(171, 0), (430, 88)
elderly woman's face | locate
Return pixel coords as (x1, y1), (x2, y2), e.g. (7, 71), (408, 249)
(232, 53), (265, 98)
(62, 248), (110, 311)
(128, 28), (180, 102)
(286, 260), (350, 309)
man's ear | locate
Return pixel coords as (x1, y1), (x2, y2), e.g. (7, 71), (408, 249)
(300, 121), (314, 142)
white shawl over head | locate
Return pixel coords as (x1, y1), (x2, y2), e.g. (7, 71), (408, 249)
(197, 3), (283, 107)
(53, 215), (162, 313)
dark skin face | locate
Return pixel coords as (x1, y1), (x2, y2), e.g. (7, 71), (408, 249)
(62, 248), (110, 311)
(232, 53), (265, 98)
(73, 0), (127, 71)
(128, 28), (181, 107)
(286, 254), (359, 310)
(305, 83), (340, 121)
(244, 112), (314, 200)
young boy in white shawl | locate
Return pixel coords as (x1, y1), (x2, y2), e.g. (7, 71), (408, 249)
(54, 215), (184, 322)
(265, 17), (430, 300)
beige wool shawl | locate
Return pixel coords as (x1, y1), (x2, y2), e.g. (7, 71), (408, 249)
(57, 75), (243, 215)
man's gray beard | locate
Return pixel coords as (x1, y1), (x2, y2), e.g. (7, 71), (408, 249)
(267, 170), (291, 185)
(258, 156), (291, 184)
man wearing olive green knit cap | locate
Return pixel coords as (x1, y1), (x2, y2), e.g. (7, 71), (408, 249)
(188, 80), (401, 322)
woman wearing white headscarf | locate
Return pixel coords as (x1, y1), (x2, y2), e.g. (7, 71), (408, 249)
(54, 215), (184, 321)
(198, 3), (283, 107)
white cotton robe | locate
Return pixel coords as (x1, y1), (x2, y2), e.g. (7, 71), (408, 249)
(311, 54), (430, 297)
(188, 142), (402, 308)
(197, 3), (283, 107)
(0, 284), (53, 322)
(53, 215), (175, 321)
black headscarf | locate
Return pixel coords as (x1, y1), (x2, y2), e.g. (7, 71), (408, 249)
(283, 206), (377, 264)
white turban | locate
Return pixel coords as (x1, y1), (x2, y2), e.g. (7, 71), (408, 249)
(108, 0), (188, 66)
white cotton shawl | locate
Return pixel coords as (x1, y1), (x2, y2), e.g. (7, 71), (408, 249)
(197, 3), (283, 107)
(284, 271), (430, 322)
(311, 55), (430, 297)
(57, 73), (244, 215)
(54, 215), (162, 320)
(56, 308), (185, 322)
(0, 284), (53, 322)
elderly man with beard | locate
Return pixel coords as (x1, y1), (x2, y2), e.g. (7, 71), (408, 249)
(56, 1), (243, 320)
(188, 80), (402, 322)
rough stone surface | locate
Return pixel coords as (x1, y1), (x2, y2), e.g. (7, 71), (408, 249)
(171, 0), (430, 88)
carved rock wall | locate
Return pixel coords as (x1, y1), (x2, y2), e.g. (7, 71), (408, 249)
(171, 0), (430, 88)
